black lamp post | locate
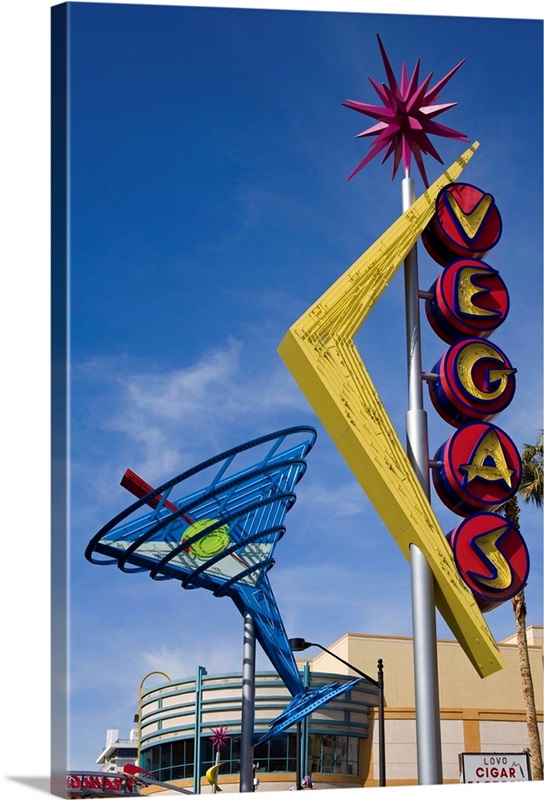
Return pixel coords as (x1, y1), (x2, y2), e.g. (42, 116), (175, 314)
(289, 638), (386, 788)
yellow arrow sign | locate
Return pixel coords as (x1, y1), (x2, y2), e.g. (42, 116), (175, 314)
(278, 142), (504, 678)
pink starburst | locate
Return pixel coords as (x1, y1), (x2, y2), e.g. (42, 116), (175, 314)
(342, 35), (469, 187)
(210, 727), (229, 750)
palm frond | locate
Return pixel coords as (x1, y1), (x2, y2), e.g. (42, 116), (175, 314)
(519, 431), (543, 507)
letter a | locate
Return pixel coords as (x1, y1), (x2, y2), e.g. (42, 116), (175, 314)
(460, 428), (515, 488)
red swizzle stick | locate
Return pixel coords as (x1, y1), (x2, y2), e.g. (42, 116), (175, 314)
(121, 468), (195, 523)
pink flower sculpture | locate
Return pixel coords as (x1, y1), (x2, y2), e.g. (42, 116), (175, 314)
(210, 726), (229, 751)
(342, 34), (469, 187)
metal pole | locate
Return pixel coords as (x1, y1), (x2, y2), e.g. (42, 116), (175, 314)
(302, 662), (310, 782)
(240, 612), (256, 792)
(402, 174), (443, 785)
(211, 748), (220, 794)
(296, 722), (303, 790)
(377, 659), (385, 788)
(194, 666), (207, 794)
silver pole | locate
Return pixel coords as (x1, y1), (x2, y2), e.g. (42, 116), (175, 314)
(240, 612), (256, 792)
(402, 174), (443, 785)
(211, 748), (220, 794)
(194, 666), (207, 794)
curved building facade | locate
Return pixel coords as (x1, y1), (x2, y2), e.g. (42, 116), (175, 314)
(138, 664), (379, 792)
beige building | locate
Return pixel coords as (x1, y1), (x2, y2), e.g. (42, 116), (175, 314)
(308, 627), (543, 787)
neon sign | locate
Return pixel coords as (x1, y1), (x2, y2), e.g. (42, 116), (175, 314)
(425, 182), (529, 611)
(432, 422), (522, 516)
(426, 258), (510, 343)
(67, 773), (138, 794)
(422, 183), (503, 264)
(447, 512), (530, 613)
(428, 338), (516, 427)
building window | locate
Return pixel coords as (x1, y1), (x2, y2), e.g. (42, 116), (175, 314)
(254, 734), (297, 773)
(201, 734), (299, 776)
(141, 739), (195, 782)
(117, 748), (137, 759)
(308, 734), (359, 775)
(142, 732), (360, 781)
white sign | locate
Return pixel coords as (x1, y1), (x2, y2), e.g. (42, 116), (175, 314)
(461, 752), (531, 783)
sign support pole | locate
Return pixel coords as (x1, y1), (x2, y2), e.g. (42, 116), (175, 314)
(240, 612), (256, 792)
(402, 174), (443, 785)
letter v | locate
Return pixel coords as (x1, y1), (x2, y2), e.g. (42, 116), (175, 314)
(446, 191), (494, 239)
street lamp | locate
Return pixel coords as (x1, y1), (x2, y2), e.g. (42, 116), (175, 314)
(289, 638), (385, 788)
(136, 670), (172, 769)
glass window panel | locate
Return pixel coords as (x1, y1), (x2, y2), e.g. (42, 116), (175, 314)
(322, 735), (335, 773)
(159, 744), (171, 781)
(336, 736), (347, 773)
(254, 741), (269, 764)
(171, 740), (184, 768)
(118, 748), (137, 758)
(287, 733), (297, 760)
(348, 737), (359, 764)
(140, 749), (152, 773)
(257, 739), (272, 773)
(308, 734), (322, 774)
(231, 737), (241, 761)
(308, 734), (321, 759)
(270, 738), (287, 759)
(202, 737), (214, 766)
(159, 744), (170, 768)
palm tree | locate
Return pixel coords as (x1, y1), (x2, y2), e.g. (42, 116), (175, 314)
(502, 431), (543, 780)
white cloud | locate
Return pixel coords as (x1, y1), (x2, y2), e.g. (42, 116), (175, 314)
(300, 477), (372, 517)
(73, 336), (310, 484)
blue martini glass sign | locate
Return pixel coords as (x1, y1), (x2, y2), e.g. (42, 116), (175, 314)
(85, 426), (361, 746)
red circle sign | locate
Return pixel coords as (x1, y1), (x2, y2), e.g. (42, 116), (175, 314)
(422, 183), (502, 266)
(447, 511), (529, 612)
(426, 258), (509, 343)
(432, 422), (521, 516)
(428, 338), (516, 427)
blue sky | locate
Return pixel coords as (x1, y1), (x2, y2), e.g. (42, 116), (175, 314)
(2, 1), (542, 796)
